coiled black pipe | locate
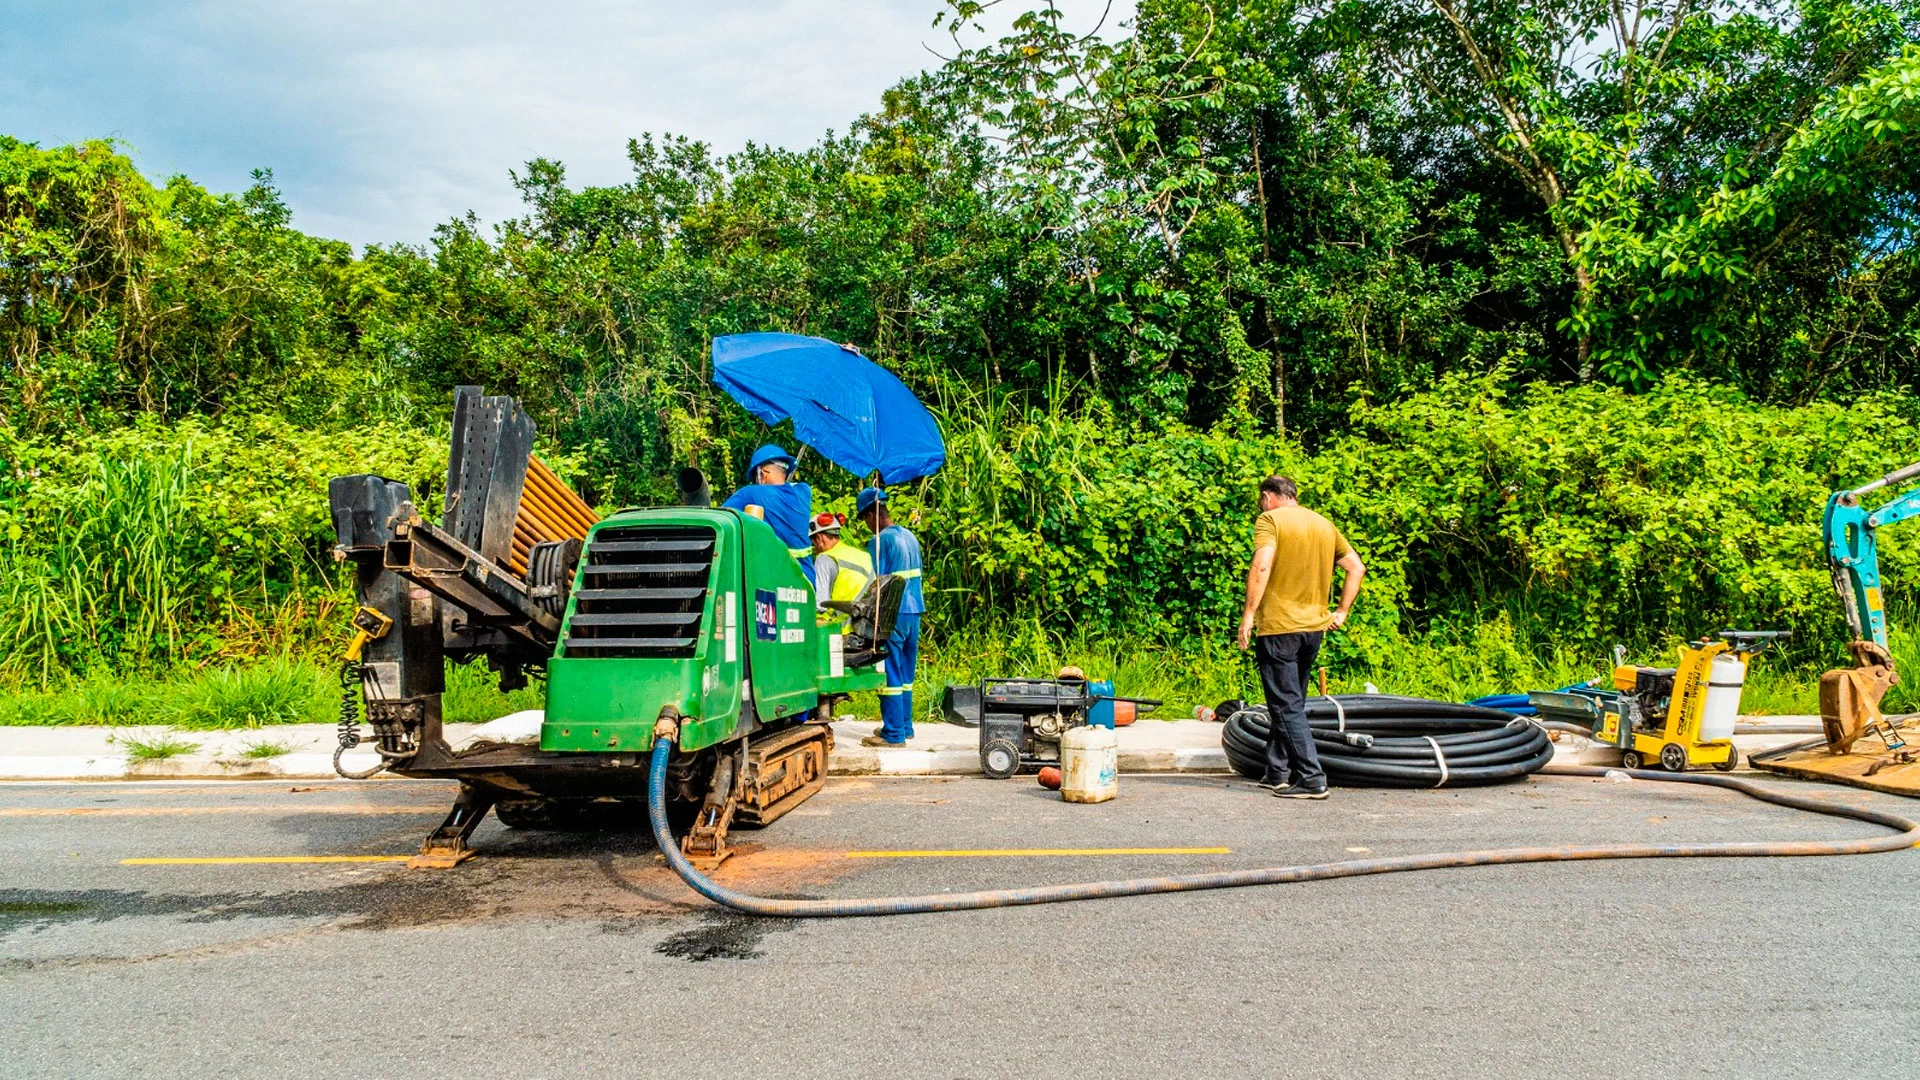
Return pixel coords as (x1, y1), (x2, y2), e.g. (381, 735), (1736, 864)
(1219, 694), (1556, 787)
(645, 735), (1919, 919)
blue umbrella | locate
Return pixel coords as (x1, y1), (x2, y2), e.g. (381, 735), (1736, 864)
(712, 333), (946, 484)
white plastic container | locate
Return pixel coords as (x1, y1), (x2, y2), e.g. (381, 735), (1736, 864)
(1060, 725), (1118, 803)
(1699, 652), (1747, 743)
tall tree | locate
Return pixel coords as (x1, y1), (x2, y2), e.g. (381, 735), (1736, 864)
(1361, 0), (1920, 384)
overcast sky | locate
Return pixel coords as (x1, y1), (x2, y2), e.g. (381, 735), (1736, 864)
(1, 1), (1130, 248)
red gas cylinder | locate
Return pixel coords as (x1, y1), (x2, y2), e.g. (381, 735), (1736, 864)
(1037, 766), (1063, 790)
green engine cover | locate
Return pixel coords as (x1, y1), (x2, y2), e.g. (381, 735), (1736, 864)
(541, 507), (881, 754)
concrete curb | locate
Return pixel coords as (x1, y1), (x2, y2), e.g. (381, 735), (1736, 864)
(2, 756), (131, 780)
(0, 717), (1824, 782)
(0, 752), (349, 781)
(0, 748), (1234, 781)
(836, 745), (1234, 776)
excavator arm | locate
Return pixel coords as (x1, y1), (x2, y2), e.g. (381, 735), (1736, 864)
(1820, 461), (1920, 751)
(1826, 460), (1920, 647)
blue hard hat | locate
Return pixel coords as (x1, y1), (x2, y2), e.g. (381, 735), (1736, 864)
(855, 486), (888, 516)
(746, 443), (795, 479)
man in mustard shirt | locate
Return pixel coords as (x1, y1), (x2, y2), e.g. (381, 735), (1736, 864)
(1236, 475), (1366, 799)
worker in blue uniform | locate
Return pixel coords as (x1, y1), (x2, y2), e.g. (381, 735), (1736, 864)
(857, 486), (923, 746)
(724, 444), (816, 586)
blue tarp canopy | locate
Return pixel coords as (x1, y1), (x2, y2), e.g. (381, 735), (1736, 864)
(712, 333), (945, 484)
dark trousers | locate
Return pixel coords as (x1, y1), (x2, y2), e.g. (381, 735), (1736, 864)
(1256, 631), (1326, 790)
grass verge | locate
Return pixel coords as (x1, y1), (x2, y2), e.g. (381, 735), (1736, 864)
(910, 621), (1827, 721)
(442, 661), (545, 724)
(0, 659), (336, 728)
(0, 656), (546, 729)
(0, 618), (1845, 730)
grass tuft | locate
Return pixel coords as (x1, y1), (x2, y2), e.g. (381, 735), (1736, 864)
(121, 732), (201, 761)
(237, 738), (299, 759)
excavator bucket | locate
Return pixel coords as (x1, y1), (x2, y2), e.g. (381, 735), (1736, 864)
(1820, 640), (1898, 752)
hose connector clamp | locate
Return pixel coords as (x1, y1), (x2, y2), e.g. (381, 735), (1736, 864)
(652, 706), (682, 744)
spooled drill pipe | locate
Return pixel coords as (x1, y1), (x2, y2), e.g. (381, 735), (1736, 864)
(1220, 695), (1556, 787)
(644, 734), (1919, 919)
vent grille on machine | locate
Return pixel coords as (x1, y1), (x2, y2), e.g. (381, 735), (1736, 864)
(562, 525), (715, 658)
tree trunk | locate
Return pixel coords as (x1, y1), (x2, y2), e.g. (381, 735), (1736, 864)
(1264, 306), (1286, 436)
(1084, 268), (1101, 388)
(1551, 221), (1596, 381)
(1252, 105), (1286, 435)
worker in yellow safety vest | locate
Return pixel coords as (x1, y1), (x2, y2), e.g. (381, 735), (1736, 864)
(808, 512), (873, 622)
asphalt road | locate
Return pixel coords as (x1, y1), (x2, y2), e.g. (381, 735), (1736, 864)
(4, 771), (1918, 1079)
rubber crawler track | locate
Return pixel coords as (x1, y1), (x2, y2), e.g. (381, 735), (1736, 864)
(646, 737), (1919, 919)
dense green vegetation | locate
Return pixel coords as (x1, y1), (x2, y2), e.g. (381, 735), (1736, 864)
(4, 0), (1919, 721)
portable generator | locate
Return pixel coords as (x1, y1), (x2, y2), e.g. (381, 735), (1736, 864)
(941, 677), (1161, 779)
(1531, 630), (1788, 772)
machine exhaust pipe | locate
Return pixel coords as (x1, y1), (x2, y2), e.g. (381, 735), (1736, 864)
(677, 468), (712, 507)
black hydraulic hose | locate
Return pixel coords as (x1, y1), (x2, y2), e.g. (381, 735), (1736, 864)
(1221, 695), (1556, 787)
(1747, 734), (1829, 765)
(645, 735), (1919, 919)
(332, 660), (388, 780)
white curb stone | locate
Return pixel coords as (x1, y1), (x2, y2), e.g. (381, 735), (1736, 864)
(0, 716), (1822, 782)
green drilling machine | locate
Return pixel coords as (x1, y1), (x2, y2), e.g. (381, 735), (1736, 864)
(328, 387), (902, 867)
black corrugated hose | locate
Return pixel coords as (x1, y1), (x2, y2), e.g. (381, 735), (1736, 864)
(1219, 694), (1555, 787)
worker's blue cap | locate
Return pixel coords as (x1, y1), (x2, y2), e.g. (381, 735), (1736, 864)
(746, 444), (795, 479)
(855, 487), (888, 516)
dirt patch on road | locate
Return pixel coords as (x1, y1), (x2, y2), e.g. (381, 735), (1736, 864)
(648, 913), (796, 960)
(0, 835), (858, 950)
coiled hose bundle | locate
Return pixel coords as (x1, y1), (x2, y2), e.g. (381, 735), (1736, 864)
(1220, 694), (1555, 787)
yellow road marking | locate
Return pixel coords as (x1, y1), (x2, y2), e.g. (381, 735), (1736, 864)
(844, 847), (1231, 858)
(120, 848), (1245, 865)
(121, 855), (413, 865)
(2, 806), (441, 817)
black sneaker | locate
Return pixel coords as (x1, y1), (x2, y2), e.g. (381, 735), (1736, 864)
(1255, 778), (1290, 792)
(1275, 786), (1329, 799)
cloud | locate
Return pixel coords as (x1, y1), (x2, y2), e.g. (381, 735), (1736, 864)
(0, 0), (1131, 247)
